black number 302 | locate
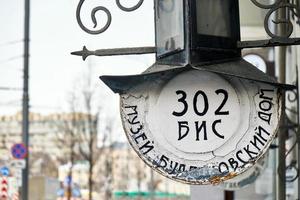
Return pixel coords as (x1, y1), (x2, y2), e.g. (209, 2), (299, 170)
(172, 89), (229, 117)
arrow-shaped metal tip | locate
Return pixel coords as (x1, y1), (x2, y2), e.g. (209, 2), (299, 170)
(71, 46), (90, 61)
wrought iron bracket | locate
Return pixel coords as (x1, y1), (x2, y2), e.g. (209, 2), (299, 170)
(238, 37), (300, 49)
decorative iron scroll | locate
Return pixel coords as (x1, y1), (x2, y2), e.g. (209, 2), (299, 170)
(282, 67), (299, 182)
(238, 0), (300, 48)
(250, 0), (300, 39)
(76, 0), (144, 35)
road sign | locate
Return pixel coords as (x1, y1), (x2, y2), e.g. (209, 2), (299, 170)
(119, 69), (281, 184)
(64, 176), (72, 187)
(9, 160), (26, 170)
(9, 161), (24, 188)
(72, 188), (81, 197)
(10, 169), (22, 187)
(0, 177), (8, 199)
(8, 177), (18, 199)
(0, 167), (9, 177)
(56, 188), (64, 197)
(11, 143), (27, 160)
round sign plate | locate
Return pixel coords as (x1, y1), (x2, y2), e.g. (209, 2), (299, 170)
(11, 143), (27, 160)
(120, 70), (281, 184)
(0, 167), (10, 177)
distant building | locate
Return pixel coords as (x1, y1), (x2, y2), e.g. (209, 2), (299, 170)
(58, 142), (189, 199)
(0, 112), (190, 199)
(0, 112), (96, 176)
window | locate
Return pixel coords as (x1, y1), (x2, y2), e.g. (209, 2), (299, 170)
(191, 0), (239, 50)
(196, 0), (233, 37)
(156, 0), (184, 57)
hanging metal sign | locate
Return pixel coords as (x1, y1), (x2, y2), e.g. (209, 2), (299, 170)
(120, 69), (281, 184)
(72, 0), (293, 186)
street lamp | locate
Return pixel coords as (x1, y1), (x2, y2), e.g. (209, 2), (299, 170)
(100, 0), (292, 93)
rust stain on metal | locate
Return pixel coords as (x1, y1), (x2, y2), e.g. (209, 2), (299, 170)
(210, 172), (237, 185)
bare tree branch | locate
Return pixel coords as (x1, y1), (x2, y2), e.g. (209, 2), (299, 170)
(52, 62), (115, 200)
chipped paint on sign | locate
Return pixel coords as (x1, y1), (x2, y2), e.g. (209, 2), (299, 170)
(219, 153), (268, 190)
(120, 70), (281, 184)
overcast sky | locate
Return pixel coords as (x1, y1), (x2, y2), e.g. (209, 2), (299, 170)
(0, 0), (155, 115)
(0, 0), (156, 142)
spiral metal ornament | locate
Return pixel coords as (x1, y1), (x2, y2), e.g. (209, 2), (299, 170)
(76, 0), (144, 34)
(116, 0), (144, 12)
(265, 3), (300, 38)
(250, 0), (283, 9)
(287, 89), (298, 103)
(250, 0), (300, 39)
(283, 67), (300, 184)
(76, 0), (112, 35)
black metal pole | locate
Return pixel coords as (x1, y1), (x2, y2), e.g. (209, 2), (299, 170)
(22, 0), (30, 199)
(277, 2), (287, 199)
(224, 191), (234, 200)
(297, 76), (300, 200)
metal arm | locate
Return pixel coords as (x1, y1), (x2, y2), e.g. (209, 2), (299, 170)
(71, 46), (156, 60)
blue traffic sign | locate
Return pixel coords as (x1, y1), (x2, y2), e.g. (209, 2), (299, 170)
(11, 143), (27, 159)
(64, 176), (72, 187)
(72, 188), (81, 197)
(56, 188), (64, 197)
(0, 167), (9, 176)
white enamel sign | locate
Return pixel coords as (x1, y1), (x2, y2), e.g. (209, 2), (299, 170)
(120, 70), (281, 184)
